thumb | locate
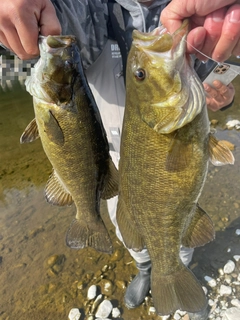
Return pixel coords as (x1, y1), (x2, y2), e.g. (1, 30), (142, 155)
(39, 0), (62, 36)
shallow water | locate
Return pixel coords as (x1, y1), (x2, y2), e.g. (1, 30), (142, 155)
(0, 73), (240, 320)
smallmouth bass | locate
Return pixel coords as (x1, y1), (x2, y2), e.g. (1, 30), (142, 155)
(117, 20), (234, 315)
(21, 35), (118, 254)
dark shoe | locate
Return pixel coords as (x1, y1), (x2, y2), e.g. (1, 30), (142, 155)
(124, 260), (151, 309)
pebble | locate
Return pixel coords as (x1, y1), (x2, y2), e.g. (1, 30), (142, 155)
(87, 285), (97, 300)
(148, 306), (156, 315)
(99, 279), (114, 296)
(95, 299), (113, 318)
(112, 307), (121, 318)
(223, 260), (235, 274)
(161, 316), (171, 320)
(231, 298), (240, 308)
(235, 229), (240, 236)
(225, 120), (240, 129)
(204, 275), (217, 287)
(219, 284), (232, 296)
(233, 255), (240, 262)
(91, 294), (103, 314)
(222, 307), (240, 320)
(68, 308), (81, 320)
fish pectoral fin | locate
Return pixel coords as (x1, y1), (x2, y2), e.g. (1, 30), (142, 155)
(208, 134), (235, 166)
(101, 159), (119, 200)
(151, 263), (207, 315)
(116, 198), (145, 251)
(44, 110), (65, 146)
(45, 170), (73, 206)
(66, 218), (113, 254)
(20, 118), (39, 143)
(165, 137), (192, 172)
(182, 204), (215, 248)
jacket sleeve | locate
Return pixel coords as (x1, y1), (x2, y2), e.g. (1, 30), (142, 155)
(51, 0), (109, 69)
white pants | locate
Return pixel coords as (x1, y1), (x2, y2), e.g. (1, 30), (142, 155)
(107, 193), (194, 267)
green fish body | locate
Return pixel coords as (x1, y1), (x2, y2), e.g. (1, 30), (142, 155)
(117, 21), (234, 315)
(21, 36), (118, 254)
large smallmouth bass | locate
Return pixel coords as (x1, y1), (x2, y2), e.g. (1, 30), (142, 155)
(21, 35), (118, 254)
(117, 20), (234, 315)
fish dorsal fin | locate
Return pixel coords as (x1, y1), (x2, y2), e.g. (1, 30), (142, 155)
(45, 170), (73, 206)
(20, 118), (39, 143)
(182, 204), (215, 248)
(116, 197), (145, 251)
(209, 134), (235, 166)
(101, 159), (119, 199)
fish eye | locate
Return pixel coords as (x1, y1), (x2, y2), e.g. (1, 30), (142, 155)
(134, 68), (146, 81)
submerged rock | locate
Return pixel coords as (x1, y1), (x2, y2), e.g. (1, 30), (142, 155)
(222, 307), (240, 320)
(95, 299), (113, 318)
(223, 260), (235, 274)
(87, 284), (97, 300)
(68, 308), (81, 320)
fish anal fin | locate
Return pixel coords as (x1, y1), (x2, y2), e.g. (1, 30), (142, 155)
(165, 137), (192, 172)
(45, 170), (73, 206)
(182, 205), (215, 248)
(66, 218), (113, 254)
(209, 134), (235, 166)
(20, 118), (39, 143)
(116, 198), (145, 251)
(151, 263), (207, 315)
(101, 159), (119, 199)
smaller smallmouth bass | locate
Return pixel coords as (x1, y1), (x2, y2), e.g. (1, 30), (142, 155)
(21, 35), (118, 254)
(117, 20), (234, 315)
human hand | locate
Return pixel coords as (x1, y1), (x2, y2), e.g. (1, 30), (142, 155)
(203, 81), (235, 111)
(0, 0), (61, 60)
(161, 0), (240, 62)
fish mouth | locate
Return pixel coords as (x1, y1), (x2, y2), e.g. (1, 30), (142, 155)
(38, 35), (77, 54)
(132, 19), (189, 57)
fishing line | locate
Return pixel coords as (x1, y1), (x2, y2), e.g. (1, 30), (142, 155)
(184, 39), (240, 77)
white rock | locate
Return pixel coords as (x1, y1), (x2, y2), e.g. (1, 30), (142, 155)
(95, 300), (113, 318)
(161, 316), (171, 320)
(68, 308), (81, 320)
(233, 255), (240, 262)
(231, 298), (240, 308)
(208, 299), (215, 307)
(148, 306), (156, 314)
(226, 120), (240, 129)
(202, 286), (208, 295)
(87, 285), (97, 300)
(223, 260), (235, 274)
(222, 307), (240, 320)
(173, 313), (181, 320)
(235, 229), (240, 236)
(219, 284), (232, 296)
(204, 275), (217, 287)
(112, 307), (121, 318)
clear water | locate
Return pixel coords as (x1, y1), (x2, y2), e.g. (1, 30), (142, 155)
(0, 71), (240, 320)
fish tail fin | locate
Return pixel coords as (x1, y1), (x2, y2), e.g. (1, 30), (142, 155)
(101, 159), (119, 200)
(151, 263), (207, 316)
(66, 218), (113, 254)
